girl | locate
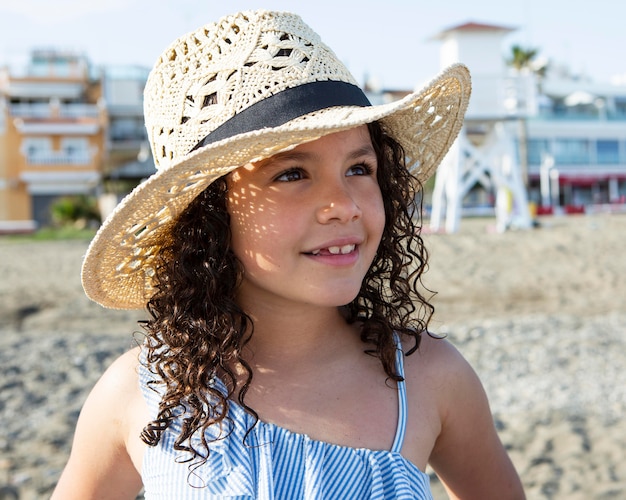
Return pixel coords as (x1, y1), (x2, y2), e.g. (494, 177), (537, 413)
(53, 10), (524, 499)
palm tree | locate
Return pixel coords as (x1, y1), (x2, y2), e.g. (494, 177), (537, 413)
(508, 45), (539, 72)
(506, 45), (544, 189)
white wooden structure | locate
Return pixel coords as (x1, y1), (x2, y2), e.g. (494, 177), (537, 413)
(430, 123), (532, 232)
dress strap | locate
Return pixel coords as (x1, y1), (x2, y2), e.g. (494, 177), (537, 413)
(390, 333), (408, 453)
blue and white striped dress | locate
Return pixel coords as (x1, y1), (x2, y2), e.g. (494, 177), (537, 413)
(139, 343), (433, 499)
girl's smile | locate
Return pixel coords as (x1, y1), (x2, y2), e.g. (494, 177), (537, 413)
(227, 125), (385, 310)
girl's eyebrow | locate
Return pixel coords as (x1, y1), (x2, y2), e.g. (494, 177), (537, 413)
(346, 144), (377, 161)
(260, 150), (310, 167)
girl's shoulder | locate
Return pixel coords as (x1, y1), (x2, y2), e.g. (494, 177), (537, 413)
(402, 333), (473, 381)
(101, 345), (141, 375)
(401, 333), (489, 426)
(79, 346), (147, 443)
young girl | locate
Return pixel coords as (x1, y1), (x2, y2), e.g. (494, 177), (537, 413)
(53, 10), (524, 499)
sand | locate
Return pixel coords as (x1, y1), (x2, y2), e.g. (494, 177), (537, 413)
(1, 213), (625, 499)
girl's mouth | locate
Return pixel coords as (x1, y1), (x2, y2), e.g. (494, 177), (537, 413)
(310, 244), (356, 256)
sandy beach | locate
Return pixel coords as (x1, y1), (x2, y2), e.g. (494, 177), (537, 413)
(1, 213), (625, 499)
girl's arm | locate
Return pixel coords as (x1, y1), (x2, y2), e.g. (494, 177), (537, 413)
(51, 348), (145, 500)
(427, 339), (525, 499)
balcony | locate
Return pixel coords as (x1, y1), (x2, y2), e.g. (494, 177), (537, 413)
(26, 150), (94, 166)
(15, 119), (101, 135)
(3, 80), (87, 100)
(10, 100), (103, 135)
(10, 102), (101, 119)
(20, 170), (100, 195)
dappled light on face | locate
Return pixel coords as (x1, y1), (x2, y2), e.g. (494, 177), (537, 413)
(249, 251), (280, 272)
(227, 166), (282, 272)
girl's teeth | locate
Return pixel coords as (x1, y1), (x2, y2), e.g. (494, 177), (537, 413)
(310, 245), (356, 256)
(328, 245), (354, 255)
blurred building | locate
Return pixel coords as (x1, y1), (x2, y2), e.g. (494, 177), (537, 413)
(368, 22), (626, 230)
(432, 21), (626, 218)
(102, 65), (154, 189)
(0, 51), (154, 232)
(0, 50), (106, 231)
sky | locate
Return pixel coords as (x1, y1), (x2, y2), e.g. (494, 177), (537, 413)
(0, 0), (625, 90)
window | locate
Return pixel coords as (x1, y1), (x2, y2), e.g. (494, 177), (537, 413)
(22, 138), (52, 163)
(596, 140), (620, 164)
(614, 97), (626, 118)
(553, 138), (590, 165)
(61, 138), (90, 164)
(527, 139), (550, 166)
(110, 118), (147, 141)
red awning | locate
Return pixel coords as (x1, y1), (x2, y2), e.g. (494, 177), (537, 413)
(530, 174), (626, 186)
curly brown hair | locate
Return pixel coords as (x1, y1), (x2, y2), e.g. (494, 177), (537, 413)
(139, 120), (435, 462)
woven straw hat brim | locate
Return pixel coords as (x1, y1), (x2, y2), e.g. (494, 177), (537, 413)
(81, 63), (471, 309)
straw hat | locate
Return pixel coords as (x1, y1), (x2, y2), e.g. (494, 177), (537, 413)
(82, 10), (471, 309)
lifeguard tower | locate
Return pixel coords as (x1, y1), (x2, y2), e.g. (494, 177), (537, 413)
(429, 22), (534, 232)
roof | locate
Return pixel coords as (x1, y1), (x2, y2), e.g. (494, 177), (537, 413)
(432, 21), (516, 40)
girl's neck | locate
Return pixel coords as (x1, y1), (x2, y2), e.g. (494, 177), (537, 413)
(240, 300), (360, 369)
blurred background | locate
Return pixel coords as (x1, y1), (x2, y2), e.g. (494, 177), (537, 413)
(1, 0), (626, 234)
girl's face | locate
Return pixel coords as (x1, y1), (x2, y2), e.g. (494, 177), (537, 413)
(227, 125), (385, 311)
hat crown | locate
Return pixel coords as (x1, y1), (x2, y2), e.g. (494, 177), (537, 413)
(144, 10), (357, 170)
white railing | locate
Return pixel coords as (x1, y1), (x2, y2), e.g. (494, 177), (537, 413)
(10, 102), (100, 118)
(10, 103), (51, 118)
(27, 151), (93, 165)
(60, 103), (100, 118)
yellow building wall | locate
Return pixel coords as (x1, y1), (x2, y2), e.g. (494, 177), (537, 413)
(0, 109), (32, 222)
(1, 65), (107, 230)
(0, 114), (6, 220)
(9, 117), (33, 221)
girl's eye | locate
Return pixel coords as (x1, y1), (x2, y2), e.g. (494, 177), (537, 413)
(347, 163), (375, 177)
(274, 168), (305, 182)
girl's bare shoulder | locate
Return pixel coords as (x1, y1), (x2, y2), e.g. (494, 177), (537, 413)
(76, 345), (146, 440)
(100, 346), (143, 393)
(402, 332), (474, 382)
(401, 332), (489, 422)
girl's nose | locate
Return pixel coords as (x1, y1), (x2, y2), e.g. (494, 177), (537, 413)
(315, 183), (362, 224)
